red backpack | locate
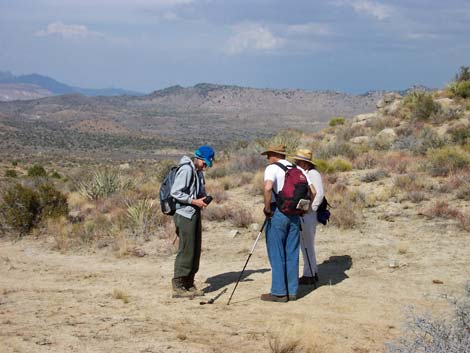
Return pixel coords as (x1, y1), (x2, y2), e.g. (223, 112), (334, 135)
(274, 162), (311, 215)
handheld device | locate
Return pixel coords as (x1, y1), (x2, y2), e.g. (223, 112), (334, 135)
(203, 196), (213, 205)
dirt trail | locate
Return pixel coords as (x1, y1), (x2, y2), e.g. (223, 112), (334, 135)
(1, 202), (469, 353)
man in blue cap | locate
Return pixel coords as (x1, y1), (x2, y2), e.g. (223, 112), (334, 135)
(170, 145), (215, 298)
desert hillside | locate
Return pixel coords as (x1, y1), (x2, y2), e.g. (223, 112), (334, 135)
(1, 71), (470, 352)
(0, 83), (382, 159)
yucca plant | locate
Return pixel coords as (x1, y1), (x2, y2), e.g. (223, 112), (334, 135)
(126, 198), (156, 237)
(78, 169), (122, 200)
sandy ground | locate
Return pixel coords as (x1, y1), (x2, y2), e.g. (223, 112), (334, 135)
(1, 192), (470, 353)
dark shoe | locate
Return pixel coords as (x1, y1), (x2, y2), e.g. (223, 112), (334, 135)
(314, 273), (319, 282)
(260, 293), (288, 302)
(288, 295), (297, 301)
(182, 276), (204, 297)
(299, 276), (315, 285)
(187, 285), (204, 297)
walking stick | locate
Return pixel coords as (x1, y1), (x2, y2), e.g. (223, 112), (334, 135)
(227, 218), (268, 305)
(300, 217), (317, 289)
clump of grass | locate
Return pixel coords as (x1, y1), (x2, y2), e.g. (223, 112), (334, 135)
(230, 207), (255, 228)
(426, 146), (470, 176)
(269, 338), (304, 353)
(360, 169), (389, 183)
(403, 91), (440, 121)
(329, 116), (345, 127)
(421, 200), (461, 219)
(27, 164), (47, 177)
(5, 170), (17, 178)
(112, 289), (129, 304)
(126, 198), (156, 237)
(78, 168), (130, 200)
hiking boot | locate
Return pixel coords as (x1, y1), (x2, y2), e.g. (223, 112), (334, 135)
(260, 293), (288, 303)
(172, 278), (194, 299)
(299, 276), (315, 285)
(186, 285), (204, 297)
(182, 276), (205, 297)
(288, 295), (297, 301)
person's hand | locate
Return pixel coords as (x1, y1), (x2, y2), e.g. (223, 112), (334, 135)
(192, 197), (208, 208)
(263, 207), (273, 218)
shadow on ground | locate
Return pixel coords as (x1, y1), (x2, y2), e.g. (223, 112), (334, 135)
(204, 268), (270, 293)
(298, 255), (353, 299)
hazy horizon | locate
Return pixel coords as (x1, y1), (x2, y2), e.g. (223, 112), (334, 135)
(1, 0), (469, 94)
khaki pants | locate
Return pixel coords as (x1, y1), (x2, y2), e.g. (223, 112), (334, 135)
(173, 211), (202, 279)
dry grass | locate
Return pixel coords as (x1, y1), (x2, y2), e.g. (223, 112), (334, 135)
(112, 289), (129, 303)
(421, 201), (461, 220)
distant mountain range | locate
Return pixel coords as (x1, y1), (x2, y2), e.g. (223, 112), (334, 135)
(0, 70), (143, 101)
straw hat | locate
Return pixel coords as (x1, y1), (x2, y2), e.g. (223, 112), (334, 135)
(292, 148), (316, 167)
(260, 144), (287, 156)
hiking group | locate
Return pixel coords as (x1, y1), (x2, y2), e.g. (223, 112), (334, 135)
(163, 143), (325, 302)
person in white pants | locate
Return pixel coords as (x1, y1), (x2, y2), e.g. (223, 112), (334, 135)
(293, 149), (325, 285)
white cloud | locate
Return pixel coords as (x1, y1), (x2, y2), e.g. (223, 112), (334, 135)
(286, 23), (332, 36)
(225, 24), (284, 55)
(334, 0), (394, 20)
(35, 22), (103, 38)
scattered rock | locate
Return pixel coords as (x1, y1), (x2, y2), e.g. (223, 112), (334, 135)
(352, 113), (378, 127)
(376, 128), (397, 144)
(377, 93), (402, 109)
(432, 279), (444, 284)
(131, 248), (146, 257)
(249, 223), (260, 231)
(119, 163), (130, 170)
(350, 136), (371, 145)
(227, 230), (239, 238)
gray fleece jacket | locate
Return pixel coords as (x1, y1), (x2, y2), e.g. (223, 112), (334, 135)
(170, 156), (206, 219)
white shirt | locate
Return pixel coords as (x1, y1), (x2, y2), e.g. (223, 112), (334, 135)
(264, 159), (312, 203)
(298, 166), (324, 212)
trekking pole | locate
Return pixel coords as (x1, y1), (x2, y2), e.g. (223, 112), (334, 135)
(300, 217), (317, 289)
(227, 218), (268, 305)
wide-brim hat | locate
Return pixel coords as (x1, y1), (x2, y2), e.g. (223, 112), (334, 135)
(292, 148), (316, 166)
(260, 144), (287, 156)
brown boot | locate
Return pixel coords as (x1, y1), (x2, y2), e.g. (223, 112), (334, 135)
(183, 276), (204, 297)
(172, 278), (194, 298)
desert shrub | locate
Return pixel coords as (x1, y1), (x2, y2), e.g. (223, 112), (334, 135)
(1, 183), (41, 234)
(422, 200), (461, 219)
(50, 171), (62, 179)
(456, 182), (470, 201)
(78, 168), (125, 200)
(266, 129), (302, 155)
(269, 338), (304, 353)
(38, 183), (69, 219)
(27, 164), (47, 177)
(250, 171), (264, 196)
(360, 169), (389, 183)
(387, 283), (470, 353)
(454, 66), (470, 82)
(367, 115), (398, 132)
(403, 91), (440, 121)
(408, 191), (426, 203)
(312, 159), (334, 174)
(393, 174), (425, 193)
(5, 170), (17, 178)
(426, 147), (470, 176)
(327, 186), (363, 229)
(450, 126), (470, 145)
(457, 212), (470, 231)
(353, 151), (379, 170)
(230, 207), (255, 228)
(329, 158), (352, 172)
(156, 159), (176, 183)
(11, 160), (18, 166)
(449, 81), (470, 99)
(329, 116), (345, 127)
(430, 107), (462, 124)
(315, 142), (356, 160)
(205, 181), (229, 203)
(203, 205), (232, 222)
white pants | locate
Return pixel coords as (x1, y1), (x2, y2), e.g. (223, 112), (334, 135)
(300, 212), (318, 277)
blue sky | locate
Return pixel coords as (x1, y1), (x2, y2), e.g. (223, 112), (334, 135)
(1, 0), (469, 94)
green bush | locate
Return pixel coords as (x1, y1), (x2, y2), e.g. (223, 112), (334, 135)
(451, 126), (470, 145)
(454, 66), (470, 82)
(27, 164), (47, 177)
(426, 147), (470, 176)
(5, 170), (17, 178)
(38, 183), (69, 219)
(330, 158), (353, 172)
(1, 184), (41, 234)
(50, 171), (62, 179)
(450, 81), (470, 99)
(403, 91), (440, 121)
(329, 117), (345, 127)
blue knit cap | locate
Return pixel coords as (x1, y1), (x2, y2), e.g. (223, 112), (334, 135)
(194, 145), (215, 168)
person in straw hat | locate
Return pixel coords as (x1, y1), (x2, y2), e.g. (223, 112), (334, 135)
(292, 148), (325, 285)
(260, 144), (314, 302)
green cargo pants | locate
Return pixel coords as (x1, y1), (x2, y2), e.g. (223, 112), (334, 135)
(173, 211), (202, 280)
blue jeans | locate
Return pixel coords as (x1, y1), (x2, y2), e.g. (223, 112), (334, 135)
(265, 209), (300, 296)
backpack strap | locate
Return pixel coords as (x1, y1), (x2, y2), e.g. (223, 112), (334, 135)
(274, 161), (293, 172)
(176, 162), (196, 198)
